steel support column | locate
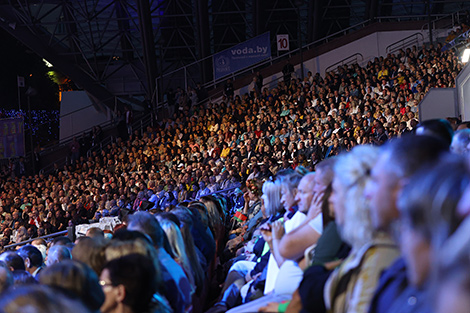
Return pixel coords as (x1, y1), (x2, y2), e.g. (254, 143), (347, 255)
(136, 0), (157, 108)
(195, 0), (211, 83)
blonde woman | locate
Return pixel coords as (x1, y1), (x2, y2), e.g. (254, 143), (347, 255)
(324, 145), (400, 313)
(158, 218), (196, 294)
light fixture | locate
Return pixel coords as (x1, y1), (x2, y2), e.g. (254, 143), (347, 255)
(42, 59), (53, 68)
(462, 49), (470, 63)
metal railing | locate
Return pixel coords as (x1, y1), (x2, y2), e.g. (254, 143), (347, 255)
(155, 11), (465, 104)
(4, 230), (68, 250)
(386, 33), (425, 55)
(325, 53), (364, 73)
(420, 10), (465, 35)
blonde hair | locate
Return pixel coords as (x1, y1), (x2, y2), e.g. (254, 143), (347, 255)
(334, 145), (379, 250)
(158, 219), (195, 290)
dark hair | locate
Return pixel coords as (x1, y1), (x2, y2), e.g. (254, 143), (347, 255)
(12, 270), (36, 286)
(0, 285), (90, 313)
(0, 261), (13, 293)
(415, 119), (454, 146)
(397, 154), (469, 243)
(112, 229), (154, 246)
(39, 260), (104, 311)
(104, 254), (157, 312)
(0, 252), (26, 271)
(17, 245), (43, 268)
(127, 212), (163, 247)
(383, 134), (448, 179)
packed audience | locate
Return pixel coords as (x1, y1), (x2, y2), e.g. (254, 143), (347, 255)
(0, 128), (470, 313)
(0, 40), (464, 245)
(0, 33), (469, 313)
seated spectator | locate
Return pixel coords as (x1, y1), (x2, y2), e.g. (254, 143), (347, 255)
(0, 285), (91, 313)
(100, 254), (167, 313)
(0, 261), (13, 293)
(0, 252), (26, 272)
(45, 245), (72, 266)
(366, 135), (448, 313)
(72, 237), (107, 276)
(324, 145), (400, 313)
(39, 260), (104, 313)
(17, 245), (43, 278)
(127, 211), (192, 313)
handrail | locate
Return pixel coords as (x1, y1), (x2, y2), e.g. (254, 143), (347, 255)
(156, 18), (375, 102)
(4, 230), (68, 250)
(325, 53), (364, 73)
(159, 11), (466, 100)
(386, 32), (424, 55)
(420, 10), (465, 33)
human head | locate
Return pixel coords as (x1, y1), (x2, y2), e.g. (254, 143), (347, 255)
(331, 145), (379, 250)
(86, 227), (105, 240)
(17, 245), (43, 272)
(46, 245), (72, 266)
(261, 180), (283, 217)
(39, 260), (104, 312)
(294, 173), (316, 213)
(126, 212), (163, 248)
(0, 285), (90, 313)
(0, 252), (26, 271)
(0, 261), (13, 293)
(312, 158), (335, 195)
(279, 169), (304, 210)
(415, 119), (454, 147)
(451, 129), (470, 155)
(365, 135), (448, 231)
(72, 237), (106, 275)
(397, 155), (469, 287)
(100, 254), (157, 313)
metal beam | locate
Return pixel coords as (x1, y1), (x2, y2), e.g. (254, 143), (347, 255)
(0, 4), (115, 112)
(136, 0), (157, 108)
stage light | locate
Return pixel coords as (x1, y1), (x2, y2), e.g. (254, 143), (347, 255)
(43, 59), (53, 68)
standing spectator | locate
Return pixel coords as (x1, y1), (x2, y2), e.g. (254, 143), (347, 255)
(69, 137), (80, 165)
(283, 60), (295, 87)
(125, 105), (133, 136)
(224, 79), (235, 99)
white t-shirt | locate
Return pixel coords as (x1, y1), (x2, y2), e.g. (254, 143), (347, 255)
(265, 211), (307, 295)
(308, 213), (323, 235)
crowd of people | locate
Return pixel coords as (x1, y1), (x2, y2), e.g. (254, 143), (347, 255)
(0, 25), (469, 312)
(1, 128), (470, 313)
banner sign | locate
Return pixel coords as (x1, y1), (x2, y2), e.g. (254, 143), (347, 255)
(213, 32), (271, 80)
(0, 117), (25, 159)
(277, 34), (290, 51)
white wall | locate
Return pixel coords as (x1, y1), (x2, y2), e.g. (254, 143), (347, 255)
(419, 88), (457, 121)
(456, 63), (470, 121)
(59, 91), (110, 141)
(237, 29), (436, 96)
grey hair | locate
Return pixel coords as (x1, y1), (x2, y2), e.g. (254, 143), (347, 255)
(261, 180), (283, 216)
(451, 129), (470, 155)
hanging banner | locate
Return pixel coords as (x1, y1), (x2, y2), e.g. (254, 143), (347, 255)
(213, 32), (271, 80)
(0, 117), (25, 159)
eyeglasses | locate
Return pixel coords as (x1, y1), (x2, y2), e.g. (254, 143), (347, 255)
(99, 280), (114, 288)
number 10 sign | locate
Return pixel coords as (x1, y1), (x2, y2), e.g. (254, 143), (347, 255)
(277, 34), (290, 51)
